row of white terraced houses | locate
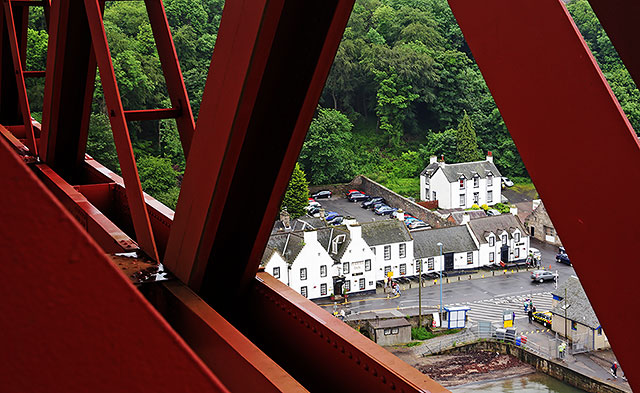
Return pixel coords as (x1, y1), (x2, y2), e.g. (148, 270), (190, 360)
(261, 213), (530, 300)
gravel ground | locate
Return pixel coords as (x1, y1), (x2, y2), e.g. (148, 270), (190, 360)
(389, 347), (535, 387)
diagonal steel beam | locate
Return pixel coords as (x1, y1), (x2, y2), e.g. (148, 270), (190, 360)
(448, 0), (639, 389)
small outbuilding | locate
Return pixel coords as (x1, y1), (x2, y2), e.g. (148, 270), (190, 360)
(366, 318), (412, 346)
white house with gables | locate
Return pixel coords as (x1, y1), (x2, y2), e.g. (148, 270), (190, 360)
(467, 214), (530, 266)
(412, 226), (479, 274)
(420, 152), (502, 209)
(361, 219), (413, 282)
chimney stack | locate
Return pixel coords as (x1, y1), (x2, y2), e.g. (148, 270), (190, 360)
(439, 154), (445, 167)
(280, 209), (291, 229)
(430, 156), (437, 164)
(461, 213), (470, 225)
(396, 209), (405, 222)
(486, 151), (493, 163)
(303, 229), (318, 244)
(347, 224), (362, 240)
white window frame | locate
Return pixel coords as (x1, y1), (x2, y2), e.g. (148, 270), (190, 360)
(370, 247), (376, 255)
(300, 268), (307, 281)
(273, 267), (280, 279)
(515, 232), (520, 242)
(467, 252), (473, 265)
(365, 259), (371, 271)
(432, 191), (437, 200)
(473, 176), (479, 188)
(320, 265), (327, 277)
(427, 257), (434, 270)
(399, 243), (406, 258)
(399, 263), (406, 275)
(487, 174), (493, 186)
(489, 252), (495, 263)
(473, 192), (479, 204)
(515, 248), (520, 258)
(460, 194), (466, 207)
(489, 236), (495, 247)
(301, 286), (308, 298)
(459, 178), (465, 189)
(320, 283), (327, 296)
(343, 262), (350, 274)
(384, 245), (391, 260)
(344, 280), (351, 292)
(359, 278), (365, 290)
(502, 234), (508, 244)
(487, 190), (493, 203)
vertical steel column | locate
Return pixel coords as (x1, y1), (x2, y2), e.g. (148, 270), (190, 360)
(448, 0), (639, 388)
(164, 0), (355, 306)
(83, 0), (159, 261)
(1, 1), (36, 154)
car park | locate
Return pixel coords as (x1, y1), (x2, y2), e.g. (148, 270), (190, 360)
(361, 197), (384, 209)
(502, 177), (514, 187)
(312, 190), (332, 199)
(531, 270), (557, 283)
(346, 189), (362, 198)
(374, 205), (397, 215)
(325, 211), (339, 221)
(532, 311), (552, 328)
(307, 206), (321, 217)
(327, 215), (343, 225)
(370, 202), (386, 210)
(348, 193), (370, 202)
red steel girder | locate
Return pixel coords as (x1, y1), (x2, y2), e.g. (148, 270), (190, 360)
(165, 0), (356, 303)
(84, 0), (159, 261)
(0, 136), (230, 393)
(448, 0), (639, 389)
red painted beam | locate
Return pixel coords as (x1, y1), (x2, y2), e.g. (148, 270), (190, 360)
(123, 107), (181, 122)
(448, 0), (639, 389)
(0, 136), (230, 393)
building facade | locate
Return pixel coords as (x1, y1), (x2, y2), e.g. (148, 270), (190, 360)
(412, 226), (479, 273)
(467, 214), (530, 266)
(420, 153), (502, 209)
(361, 219), (414, 282)
(525, 200), (563, 246)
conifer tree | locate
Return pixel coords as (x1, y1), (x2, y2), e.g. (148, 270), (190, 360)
(455, 111), (483, 162)
(281, 163), (310, 219)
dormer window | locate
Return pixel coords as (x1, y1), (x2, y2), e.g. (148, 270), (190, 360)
(459, 178), (465, 189)
(515, 232), (520, 242)
(487, 173), (493, 186)
(473, 175), (479, 188)
(502, 234), (508, 244)
(489, 236), (495, 247)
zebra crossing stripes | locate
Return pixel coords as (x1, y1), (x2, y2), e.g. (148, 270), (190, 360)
(463, 292), (553, 323)
(520, 329), (551, 335)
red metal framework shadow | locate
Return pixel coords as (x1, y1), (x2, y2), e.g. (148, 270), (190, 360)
(0, 0), (637, 391)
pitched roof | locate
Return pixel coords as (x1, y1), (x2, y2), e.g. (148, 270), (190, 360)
(422, 160), (502, 182)
(316, 226), (351, 262)
(420, 162), (440, 177)
(449, 210), (487, 224)
(263, 232), (306, 265)
(411, 226), (477, 258)
(271, 217), (326, 234)
(467, 214), (527, 244)
(368, 318), (411, 329)
(551, 276), (601, 329)
(361, 219), (412, 246)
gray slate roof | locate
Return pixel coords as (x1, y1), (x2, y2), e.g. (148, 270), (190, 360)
(467, 214), (527, 244)
(361, 219), (412, 246)
(368, 318), (411, 329)
(412, 226), (478, 258)
(421, 160), (502, 182)
(316, 226), (351, 262)
(263, 232), (306, 266)
(551, 276), (601, 329)
(272, 217), (326, 234)
(449, 210), (488, 224)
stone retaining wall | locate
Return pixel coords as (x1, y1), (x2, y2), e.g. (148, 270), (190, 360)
(441, 342), (626, 393)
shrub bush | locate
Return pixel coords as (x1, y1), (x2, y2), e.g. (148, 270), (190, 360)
(411, 326), (435, 340)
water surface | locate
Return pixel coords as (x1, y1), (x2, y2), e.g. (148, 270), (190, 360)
(451, 372), (585, 392)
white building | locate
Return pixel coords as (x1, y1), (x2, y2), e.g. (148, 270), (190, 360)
(361, 219), (414, 282)
(411, 226), (479, 274)
(467, 214), (530, 266)
(420, 152), (502, 209)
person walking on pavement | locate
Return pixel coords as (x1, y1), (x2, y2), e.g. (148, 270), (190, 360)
(611, 361), (619, 378)
(528, 308), (533, 323)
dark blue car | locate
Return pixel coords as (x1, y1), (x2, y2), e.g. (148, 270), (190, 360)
(556, 252), (571, 266)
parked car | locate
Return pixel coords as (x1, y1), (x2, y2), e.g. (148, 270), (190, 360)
(501, 195), (509, 203)
(532, 311), (552, 328)
(375, 205), (397, 215)
(307, 206), (321, 217)
(531, 270), (557, 283)
(529, 247), (542, 261)
(407, 221), (429, 230)
(349, 193), (370, 202)
(486, 209), (501, 216)
(312, 190), (332, 199)
(346, 189), (362, 198)
(327, 215), (343, 225)
(404, 216), (419, 223)
(324, 211), (339, 221)
(502, 177), (514, 187)
(370, 202), (386, 210)
(556, 252), (571, 266)
(362, 197), (385, 209)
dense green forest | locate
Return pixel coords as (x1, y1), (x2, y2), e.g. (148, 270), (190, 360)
(24, 0), (640, 207)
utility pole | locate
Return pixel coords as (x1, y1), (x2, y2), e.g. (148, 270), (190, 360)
(418, 260), (422, 328)
(564, 287), (568, 340)
(437, 242), (444, 322)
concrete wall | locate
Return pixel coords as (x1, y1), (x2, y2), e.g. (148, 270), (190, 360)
(372, 325), (411, 346)
(443, 342), (626, 393)
(350, 175), (448, 228)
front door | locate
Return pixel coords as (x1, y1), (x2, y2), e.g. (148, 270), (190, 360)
(501, 246), (509, 263)
(333, 276), (345, 296)
(444, 252), (454, 271)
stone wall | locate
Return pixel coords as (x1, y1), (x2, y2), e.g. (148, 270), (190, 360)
(524, 200), (563, 246)
(349, 175), (449, 228)
(442, 342), (626, 393)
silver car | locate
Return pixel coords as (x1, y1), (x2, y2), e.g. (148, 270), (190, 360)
(531, 270), (557, 283)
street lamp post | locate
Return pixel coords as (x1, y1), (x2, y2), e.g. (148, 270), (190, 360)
(418, 261), (422, 328)
(437, 242), (444, 323)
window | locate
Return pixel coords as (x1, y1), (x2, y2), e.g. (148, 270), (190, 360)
(473, 176), (479, 188)
(384, 245), (391, 260)
(597, 327), (602, 336)
(571, 321), (577, 331)
(487, 190), (493, 203)
(344, 280), (351, 292)
(320, 265), (327, 277)
(384, 266), (391, 276)
(467, 252), (473, 264)
(515, 232), (520, 242)
(384, 328), (391, 336)
(371, 247), (376, 255)
(544, 226), (555, 237)
(359, 278), (365, 290)
(273, 267), (280, 279)
(300, 268), (307, 280)
(343, 262), (350, 274)
(459, 178), (465, 189)
(460, 194), (465, 207)
(365, 259), (371, 271)
(320, 283), (327, 296)
(502, 234), (507, 244)
(425, 188), (430, 200)
(415, 262), (421, 274)
(473, 192), (479, 204)
(301, 286), (308, 298)
(399, 264), (406, 275)
(391, 327), (399, 335)
(489, 252), (495, 263)
(515, 248), (520, 258)
(432, 191), (437, 200)
(489, 236), (495, 247)
(399, 243), (406, 258)
(487, 174), (493, 186)
(427, 257), (434, 270)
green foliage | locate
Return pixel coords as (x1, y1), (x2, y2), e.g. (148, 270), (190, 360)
(281, 163), (310, 219)
(455, 111), (482, 163)
(405, 341), (422, 347)
(375, 71), (419, 147)
(493, 203), (511, 214)
(495, 139), (527, 178)
(468, 204), (480, 210)
(299, 108), (355, 185)
(86, 113), (120, 173)
(480, 203), (489, 211)
(137, 156), (179, 196)
(411, 326), (435, 340)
